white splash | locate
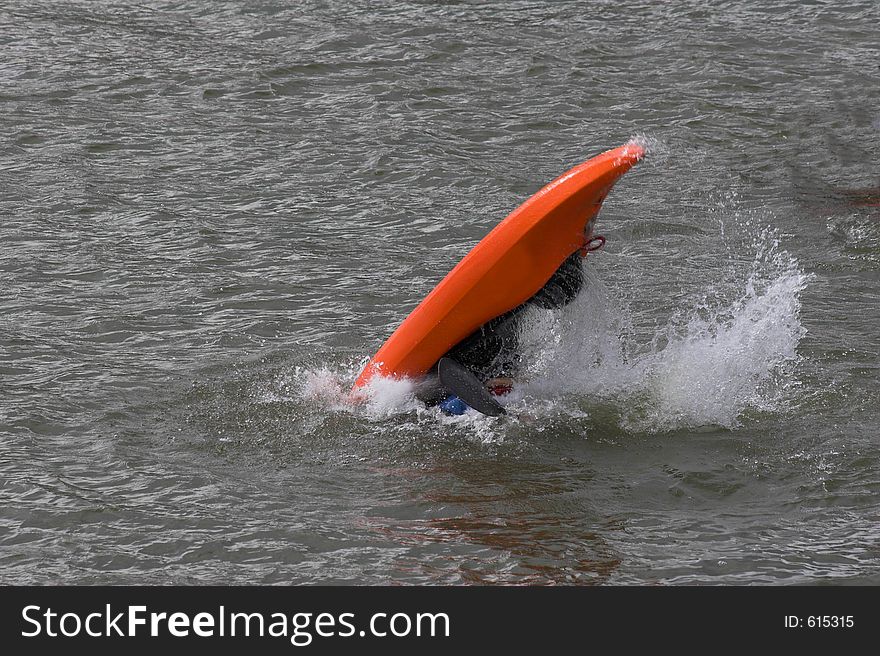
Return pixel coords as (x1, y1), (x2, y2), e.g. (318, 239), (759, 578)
(285, 222), (810, 436)
(517, 226), (811, 432)
(627, 133), (666, 157)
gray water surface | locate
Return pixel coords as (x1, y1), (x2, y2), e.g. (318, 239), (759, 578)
(2, 0), (879, 584)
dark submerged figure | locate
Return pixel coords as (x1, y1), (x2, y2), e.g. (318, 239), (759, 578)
(418, 251), (586, 414)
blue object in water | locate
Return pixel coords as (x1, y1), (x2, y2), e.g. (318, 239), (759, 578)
(439, 395), (469, 416)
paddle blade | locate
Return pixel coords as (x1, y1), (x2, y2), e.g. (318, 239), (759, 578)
(437, 357), (506, 417)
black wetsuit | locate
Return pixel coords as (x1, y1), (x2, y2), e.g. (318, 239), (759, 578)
(432, 251), (586, 388)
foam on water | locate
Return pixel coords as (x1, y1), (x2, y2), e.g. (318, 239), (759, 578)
(517, 224), (810, 432)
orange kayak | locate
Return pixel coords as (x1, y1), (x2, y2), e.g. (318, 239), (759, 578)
(353, 142), (645, 390)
